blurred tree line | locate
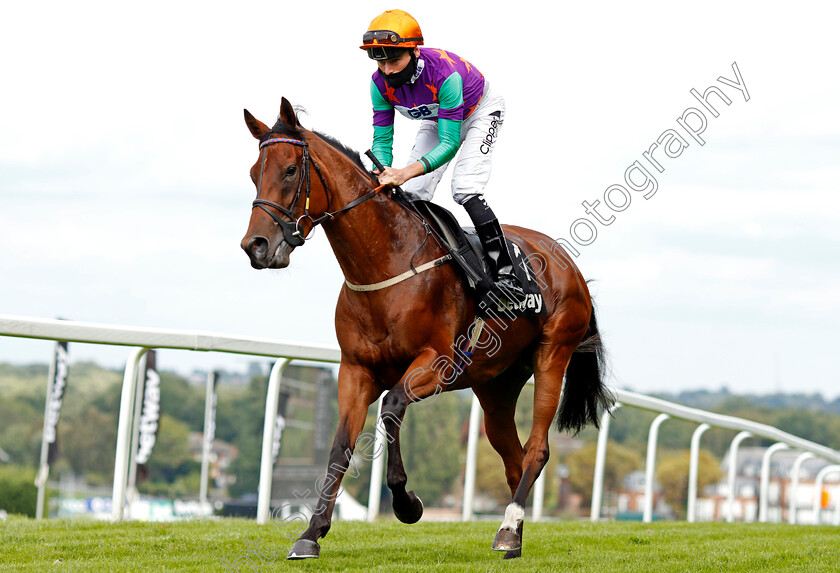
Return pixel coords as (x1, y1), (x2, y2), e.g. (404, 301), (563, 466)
(2, 360), (840, 519)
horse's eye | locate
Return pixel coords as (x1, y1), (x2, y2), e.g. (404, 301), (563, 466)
(285, 165), (297, 177)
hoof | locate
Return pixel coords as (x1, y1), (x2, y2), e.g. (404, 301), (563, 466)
(393, 491), (423, 524)
(491, 528), (521, 552)
(287, 539), (320, 560)
(503, 522), (523, 558)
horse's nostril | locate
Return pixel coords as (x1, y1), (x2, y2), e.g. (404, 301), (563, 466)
(249, 237), (269, 259)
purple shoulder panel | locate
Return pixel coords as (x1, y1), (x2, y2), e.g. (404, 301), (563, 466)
(369, 47), (485, 122)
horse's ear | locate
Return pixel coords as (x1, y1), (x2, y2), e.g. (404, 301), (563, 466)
(244, 109), (270, 140)
(279, 97), (298, 127)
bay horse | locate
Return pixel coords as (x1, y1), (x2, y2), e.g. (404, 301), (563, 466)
(240, 98), (612, 560)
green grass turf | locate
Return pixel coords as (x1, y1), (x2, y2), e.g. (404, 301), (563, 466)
(1, 516), (837, 572)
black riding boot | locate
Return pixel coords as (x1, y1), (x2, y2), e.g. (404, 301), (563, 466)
(463, 195), (525, 297)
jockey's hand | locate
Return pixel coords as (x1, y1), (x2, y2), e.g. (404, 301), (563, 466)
(376, 161), (425, 188)
(376, 166), (410, 187)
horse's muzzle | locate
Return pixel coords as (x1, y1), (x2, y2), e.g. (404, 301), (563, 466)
(241, 234), (292, 269)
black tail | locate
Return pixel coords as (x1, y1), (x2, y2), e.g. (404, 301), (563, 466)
(556, 303), (615, 435)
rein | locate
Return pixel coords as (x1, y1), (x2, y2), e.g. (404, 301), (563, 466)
(252, 137), (386, 247)
(252, 136), (452, 291)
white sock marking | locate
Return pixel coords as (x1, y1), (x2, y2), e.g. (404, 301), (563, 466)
(499, 502), (525, 531)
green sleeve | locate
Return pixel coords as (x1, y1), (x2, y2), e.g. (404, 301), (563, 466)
(370, 80), (394, 167)
(372, 124), (394, 168)
(420, 73), (463, 172)
(420, 119), (461, 172)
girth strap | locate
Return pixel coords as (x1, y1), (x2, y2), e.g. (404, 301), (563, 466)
(344, 254), (453, 292)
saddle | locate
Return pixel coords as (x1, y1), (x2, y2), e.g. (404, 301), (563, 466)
(409, 200), (546, 318)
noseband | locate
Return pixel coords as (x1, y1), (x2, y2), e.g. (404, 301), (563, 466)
(252, 136), (386, 248)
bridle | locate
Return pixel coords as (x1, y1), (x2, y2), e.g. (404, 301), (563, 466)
(250, 135), (458, 292)
(251, 136), (385, 247)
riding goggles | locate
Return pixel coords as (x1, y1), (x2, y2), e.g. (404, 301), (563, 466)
(363, 30), (423, 46)
(366, 45), (409, 61)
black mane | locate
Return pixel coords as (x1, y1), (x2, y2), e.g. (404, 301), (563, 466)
(264, 113), (370, 177)
(313, 130), (369, 175)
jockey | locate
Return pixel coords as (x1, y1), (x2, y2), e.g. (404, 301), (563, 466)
(361, 9), (524, 296)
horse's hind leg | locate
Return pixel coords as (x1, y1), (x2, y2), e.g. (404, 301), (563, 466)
(482, 401), (525, 560)
(492, 341), (579, 553)
(473, 362), (530, 558)
(474, 383), (525, 499)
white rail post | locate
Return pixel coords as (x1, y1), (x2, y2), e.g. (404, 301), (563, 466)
(532, 470), (546, 522)
(112, 347), (148, 521)
(834, 479), (840, 527)
(256, 358), (291, 525)
(367, 392), (387, 522)
(812, 465), (840, 525)
(590, 404), (620, 521)
(199, 369), (217, 515)
(642, 413), (670, 523)
(758, 442), (789, 522)
(687, 423), (711, 522)
(462, 393), (482, 521)
(126, 352), (148, 518)
(35, 341), (60, 520)
(788, 452), (814, 524)
(726, 431), (753, 523)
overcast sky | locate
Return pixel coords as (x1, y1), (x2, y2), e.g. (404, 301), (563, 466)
(2, 1), (838, 399)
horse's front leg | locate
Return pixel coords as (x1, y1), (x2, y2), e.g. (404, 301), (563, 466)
(287, 363), (378, 560)
(381, 348), (447, 524)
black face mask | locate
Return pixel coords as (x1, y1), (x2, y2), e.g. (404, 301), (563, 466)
(378, 51), (418, 89)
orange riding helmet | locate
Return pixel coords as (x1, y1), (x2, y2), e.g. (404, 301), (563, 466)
(360, 9), (424, 60)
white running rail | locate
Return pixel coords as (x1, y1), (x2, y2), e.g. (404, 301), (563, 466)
(0, 314), (339, 523)
(4, 314), (839, 526)
(584, 390), (840, 523)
